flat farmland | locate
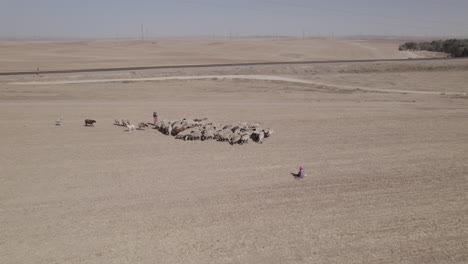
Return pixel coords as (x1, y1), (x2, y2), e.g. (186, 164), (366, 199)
(0, 40), (467, 264)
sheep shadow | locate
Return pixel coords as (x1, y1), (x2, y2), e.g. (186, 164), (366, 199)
(291, 172), (303, 180)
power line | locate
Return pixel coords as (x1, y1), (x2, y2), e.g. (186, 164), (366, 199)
(175, 0), (467, 34)
(260, 0), (468, 27)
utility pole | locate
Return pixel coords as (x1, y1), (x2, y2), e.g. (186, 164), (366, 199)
(141, 24), (144, 40)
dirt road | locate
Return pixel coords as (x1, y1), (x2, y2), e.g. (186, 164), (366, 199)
(10, 74), (466, 96)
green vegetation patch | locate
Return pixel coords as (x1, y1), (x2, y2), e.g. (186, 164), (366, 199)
(399, 39), (468, 57)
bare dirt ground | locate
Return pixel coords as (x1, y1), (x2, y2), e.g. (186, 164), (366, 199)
(0, 40), (467, 264)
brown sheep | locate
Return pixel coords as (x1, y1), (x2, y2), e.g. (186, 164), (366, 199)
(85, 119), (96, 126)
(138, 122), (148, 130)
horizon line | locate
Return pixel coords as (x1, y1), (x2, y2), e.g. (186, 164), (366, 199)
(1, 34), (467, 42)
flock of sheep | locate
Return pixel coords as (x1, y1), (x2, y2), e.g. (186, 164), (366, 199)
(112, 117), (273, 145)
(155, 118), (273, 145)
(58, 117), (273, 145)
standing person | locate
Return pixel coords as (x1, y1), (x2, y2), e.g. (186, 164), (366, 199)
(153, 112), (158, 125)
(298, 166), (306, 179)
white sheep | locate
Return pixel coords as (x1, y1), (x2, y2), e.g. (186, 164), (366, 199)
(239, 134), (250, 144)
(202, 129), (215, 141)
(217, 130), (232, 142)
(258, 131), (265, 143)
(264, 128), (274, 138)
(138, 122), (148, 130)
(175, 129), (192, 140)
(55, 117), (63, 126)
(126, 123), (136, 132)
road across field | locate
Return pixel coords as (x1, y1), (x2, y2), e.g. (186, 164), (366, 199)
(1, 57), (466, 76)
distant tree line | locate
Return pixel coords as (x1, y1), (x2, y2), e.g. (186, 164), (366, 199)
(399, 39), (468, 57)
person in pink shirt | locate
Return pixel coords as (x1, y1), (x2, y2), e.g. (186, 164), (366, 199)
(298, 167), (305, 179)
(153, 112), (158, 124)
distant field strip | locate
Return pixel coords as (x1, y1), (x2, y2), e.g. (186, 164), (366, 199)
(1, 58), (467, 76)
(10, 75), (466, 96)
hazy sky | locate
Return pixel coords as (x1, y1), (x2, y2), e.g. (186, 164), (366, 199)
(1, 0), (467, 39)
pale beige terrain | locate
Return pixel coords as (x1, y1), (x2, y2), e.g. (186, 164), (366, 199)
(0, 40), (467, 264)
(0, 38), (425, 72)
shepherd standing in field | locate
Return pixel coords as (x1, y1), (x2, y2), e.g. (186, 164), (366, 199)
(298, 167), (306, 179)
(153, 112), (158, 125)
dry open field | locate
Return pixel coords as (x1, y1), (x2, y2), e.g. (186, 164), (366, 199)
(0, 38), (435, 73)
(0, 39), (467, 264)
